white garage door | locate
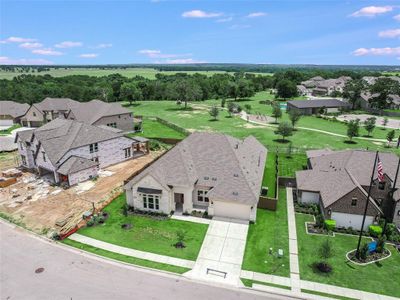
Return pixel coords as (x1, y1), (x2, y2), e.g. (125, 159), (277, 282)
(0, 119), (13, 126)
(331, 212), (374, 231)
(213, 201), (251, 221)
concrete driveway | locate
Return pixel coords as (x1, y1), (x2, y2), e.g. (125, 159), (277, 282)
(337, 114), (400, 129)
(0, 126), (31, 151)
(187, 218), (249, 286)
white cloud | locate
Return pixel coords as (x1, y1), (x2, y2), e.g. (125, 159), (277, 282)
(352, 47), (400, 56)
(79, 53), (98, 58)
(0, 56), (53, 65)
(246, 12), (267, 18)
(0, 36), (37, 43)
(216, 17), (233, 23)
(138, 49), (191, 59)
(19, 42), (43, 49)
(394, 14), (400, 21)
(32, 48), (64, 56)
(379, 29), (400, 38)
(163, 58), (207, 64)
(54, 41), (82, 48)
(92, 43), (112, 49)
(182, 10), (223, 18)
(350, 6), (393, 17)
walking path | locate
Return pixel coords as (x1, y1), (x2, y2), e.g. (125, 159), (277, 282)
(241, 112), (390, 143)
(68, 233), (195, 269)
(286, 187), (301, 295)
(186, 219), (249, 286)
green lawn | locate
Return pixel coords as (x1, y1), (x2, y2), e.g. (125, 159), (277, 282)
(0, 67), (270, 80)
(62, 238), (190, 274)
(241, 278), (291, 290)
(77, 194), (208, 261)
(296, 213), (400, 298)
(242, 188), (290, 277)
(278, 152), (307, 177)
(132, 118), (186, 139)
(0, 124), (21, 136)
(263, 153), (276, 198)
(125, 94), (400, 155)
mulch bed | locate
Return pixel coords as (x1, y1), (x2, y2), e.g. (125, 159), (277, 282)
(348, 249), (390, 264)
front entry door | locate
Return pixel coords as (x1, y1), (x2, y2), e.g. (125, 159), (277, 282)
(174, 193), (184, 212)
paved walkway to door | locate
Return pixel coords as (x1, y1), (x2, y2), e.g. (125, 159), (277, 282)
(186, 218), (249, 286)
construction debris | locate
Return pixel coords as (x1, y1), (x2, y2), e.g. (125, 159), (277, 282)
(2, 168), (22, 178)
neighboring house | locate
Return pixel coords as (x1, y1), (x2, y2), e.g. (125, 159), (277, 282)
(124, 132), (267, 222)
(20, 98), (134, 131)
(15, 118), (148, 186)
(359, 92), (400, 110)
(300, 76), (351, 97)
(295, 149), (400, 230)
(297, 85), (309, 96)
(287, 99), (350, 115)
(0, 101), (30, 126)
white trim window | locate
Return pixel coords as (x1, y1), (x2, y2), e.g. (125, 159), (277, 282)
(197, 190), (209, 202)
(124, 147), (131, 158)
(107, 122), (117, 128)
(141, 193), (160, 210)
(89, 143), (99, 153)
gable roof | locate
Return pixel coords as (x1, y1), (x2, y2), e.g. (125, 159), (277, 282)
(0, 101), (30, 118)
(297, 150), (400, 205)
(125, 132), (267, 205)
(31, 118), (129, 165)
(34, 98), (79, 112)
(67, 99), (131, 124)
(57, 155), (99, 175)
(288, 99), (350, 109)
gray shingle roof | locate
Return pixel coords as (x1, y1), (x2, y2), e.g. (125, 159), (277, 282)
(287, 99), (350, 109)
(34, 98), (79, 112)
(125, 132), (267, 205)
(297, 150), (400, 206)
(0, 101), (30, 118)
(32, 118), (128, 165)
(57, 155), (99, 175)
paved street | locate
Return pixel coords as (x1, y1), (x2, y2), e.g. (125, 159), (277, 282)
(0, 221), (290, 300)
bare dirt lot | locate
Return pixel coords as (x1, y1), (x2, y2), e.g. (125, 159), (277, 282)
(0, 153), (159, 235)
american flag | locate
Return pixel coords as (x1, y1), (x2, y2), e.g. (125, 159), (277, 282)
(377, 156), (384, 182)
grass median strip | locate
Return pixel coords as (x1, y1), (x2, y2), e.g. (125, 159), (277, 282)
(241, 278), (291, 290)
(301, 289), (356, 300)
(62, 238), (191, 274)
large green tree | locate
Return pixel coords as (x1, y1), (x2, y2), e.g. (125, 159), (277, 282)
(342, 79), (365, 110)
(275, 79), (298, 99)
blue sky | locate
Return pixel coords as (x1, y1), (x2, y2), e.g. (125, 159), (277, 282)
(0, 0), (400, 65)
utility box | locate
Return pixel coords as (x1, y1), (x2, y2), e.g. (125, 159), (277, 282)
(278, 249), (283, 258)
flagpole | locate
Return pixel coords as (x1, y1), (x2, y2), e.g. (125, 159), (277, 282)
(356, 151), (379, 259)
(383, 156), (400, 235)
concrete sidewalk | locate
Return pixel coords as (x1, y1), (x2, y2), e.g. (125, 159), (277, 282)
(68, 233), (195, 269)
(171, 215), (211, 225)
(187, 219), (249, 286)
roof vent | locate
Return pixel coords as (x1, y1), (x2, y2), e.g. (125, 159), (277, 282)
(233, 174), (239, 177)
(235, 143), (239, 149)
(212, 177), (217, 181)
(232, 191), (238, 196)
(204, 176), (209, 180)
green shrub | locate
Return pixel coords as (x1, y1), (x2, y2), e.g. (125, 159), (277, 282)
(369, 225), (382, 237)
(315, 214), (324, 228)
(376, 236), (386, 253)
(87, 219), (95, 227)
(360, 243), (369, 260)
(324, 219), (336, 231)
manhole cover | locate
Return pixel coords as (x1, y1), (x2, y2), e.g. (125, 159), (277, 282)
(35, 267), (45, 274)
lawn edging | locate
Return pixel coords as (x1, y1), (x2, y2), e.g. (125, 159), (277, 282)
(345, 248), (392, 266)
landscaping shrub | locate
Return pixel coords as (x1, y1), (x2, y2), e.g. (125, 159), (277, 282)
(149, 140), (162, 151)
(316, 239), (334, 273)
(376, 236), (386, 253)
(122, 204), (128, 217)
(315, 214), (324, 228)
(87, 219), (95, 227)
(360, 243), (369, 260)
(324, 219), (336, 231)
(369, 225), (383, 237)
(175, 229), (186, 248)
(98, 216), (105, 224)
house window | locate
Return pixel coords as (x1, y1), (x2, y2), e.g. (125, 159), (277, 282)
(107, 122), (117, 128)
(42, 151), (46, 162)
(33, 112), (36, 117)
(89, 143), (98, 153)
(351, 198), (357, 206)
(21, 155), (26, 165)
(197, 190), (209, 202)
(141, 193), (160, 210)
(124, 147), (131, 158)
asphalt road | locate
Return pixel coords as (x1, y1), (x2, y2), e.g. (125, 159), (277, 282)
(0, 222), (292, 300)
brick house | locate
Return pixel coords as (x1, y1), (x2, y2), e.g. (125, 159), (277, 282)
(15, 118), (148, 186)
(295, 150), (400, 230)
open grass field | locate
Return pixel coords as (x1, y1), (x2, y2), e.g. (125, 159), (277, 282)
(62, 238), (190, 274)
(77, 194), (208, 260)
(133, 117), (186, 139)
(0, 67), (271, 80)
(242, 188), (290, 277)
(296, 213), (400, 298)
(125, 95), (400, 154)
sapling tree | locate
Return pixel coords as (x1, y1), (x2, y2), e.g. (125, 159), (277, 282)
(363, 117), (376, 137)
